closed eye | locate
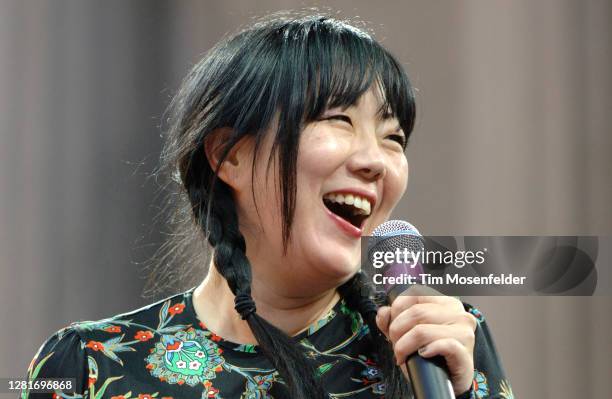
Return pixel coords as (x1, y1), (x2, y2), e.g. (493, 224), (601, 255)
(325, 115), (353, 126)
(386, 127), (407, 149)
(388, 134), (406, 148)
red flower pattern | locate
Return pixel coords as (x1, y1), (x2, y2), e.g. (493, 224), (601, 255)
(167, 303), (185, 316)
(134, 330), (154, 342)
(86, 341), (104, 351)
(105, 326), (122, 333)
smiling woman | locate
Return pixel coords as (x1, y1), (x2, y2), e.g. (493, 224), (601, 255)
(23, 11), (511, 399)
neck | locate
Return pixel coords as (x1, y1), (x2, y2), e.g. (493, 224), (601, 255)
(192, 261), (340, 345)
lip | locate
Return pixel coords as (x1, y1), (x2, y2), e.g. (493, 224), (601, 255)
(323, 205), (363, 238)
(322, 188), (377, 209)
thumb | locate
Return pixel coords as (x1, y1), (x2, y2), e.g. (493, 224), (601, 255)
(376, 306), (392, 339)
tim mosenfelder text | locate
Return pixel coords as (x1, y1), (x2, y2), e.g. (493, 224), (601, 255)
(372, 273), (527, 286)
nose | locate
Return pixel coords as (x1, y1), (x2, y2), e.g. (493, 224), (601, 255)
(347, 140), (387, 182)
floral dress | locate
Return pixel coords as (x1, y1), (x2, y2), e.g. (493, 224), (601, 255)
(22, 288), (514, 398)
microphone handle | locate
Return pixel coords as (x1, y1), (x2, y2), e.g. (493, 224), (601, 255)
(387, 285), (455, 399)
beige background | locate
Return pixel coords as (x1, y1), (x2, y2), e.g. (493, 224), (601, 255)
(1, 1), (611, 397)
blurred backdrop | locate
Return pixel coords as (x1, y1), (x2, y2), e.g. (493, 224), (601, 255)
(1, 1), (611, 397)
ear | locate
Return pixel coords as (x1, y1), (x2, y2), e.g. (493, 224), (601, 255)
(204, 127), (253, 191)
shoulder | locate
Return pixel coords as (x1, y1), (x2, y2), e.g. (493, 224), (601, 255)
(24, 325), (88, 397)
(28, 325), (87, 373)
(71, 288), (194, 341)
(24, 289), (195, 396)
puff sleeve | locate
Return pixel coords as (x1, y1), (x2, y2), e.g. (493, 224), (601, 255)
(22, 326), (89, 398)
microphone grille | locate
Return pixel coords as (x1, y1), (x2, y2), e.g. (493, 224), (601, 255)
(372, 219), (421, 237)
(369, 220), (424, 255)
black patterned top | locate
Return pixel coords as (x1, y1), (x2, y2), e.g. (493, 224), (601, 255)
(22, 288), (514, 398)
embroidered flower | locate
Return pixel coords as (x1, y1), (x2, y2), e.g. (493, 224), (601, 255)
(189, 360), (201, 370)
(167, 303), (186, 316)
(135, 330), (154, 342)
(104, 326), (122, 333)
(145, 329), (225, 387)
(137, 394), (154, 399)
(86, 341), (105, 351)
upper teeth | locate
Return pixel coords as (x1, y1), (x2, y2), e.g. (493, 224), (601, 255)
(323, 193), (371, 215)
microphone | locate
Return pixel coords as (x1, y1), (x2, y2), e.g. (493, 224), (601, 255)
(370, 220), (455, 399)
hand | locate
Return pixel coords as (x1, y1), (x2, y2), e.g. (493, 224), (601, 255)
(375, 285), (477, 396)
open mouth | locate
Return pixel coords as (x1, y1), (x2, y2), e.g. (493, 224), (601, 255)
(322, 192), (372, 229)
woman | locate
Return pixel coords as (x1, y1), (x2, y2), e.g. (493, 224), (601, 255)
(24, 12), (512, 399)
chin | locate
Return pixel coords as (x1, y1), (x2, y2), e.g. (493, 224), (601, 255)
(312, 250), (361, 281)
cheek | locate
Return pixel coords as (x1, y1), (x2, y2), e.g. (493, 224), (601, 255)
(391, 156), (409, 199)
(380, 156), (409, 215)
(298, 127), (351, 177)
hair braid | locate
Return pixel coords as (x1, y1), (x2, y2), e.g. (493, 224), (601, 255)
(184, 165), (328, 398)
(338, 272), (412, 398)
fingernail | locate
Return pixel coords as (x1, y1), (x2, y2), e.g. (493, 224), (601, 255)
(418, 346), (430, 356)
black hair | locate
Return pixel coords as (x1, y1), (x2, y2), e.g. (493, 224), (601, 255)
(150, 10), (415, 399)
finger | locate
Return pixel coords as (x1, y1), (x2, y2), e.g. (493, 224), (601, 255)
(376, 306), (392, 338)
(393, 324), (474, 365)
(418, 338), (474, 396)
(388, 303), (469, 342)
(390, 291), (462, 320)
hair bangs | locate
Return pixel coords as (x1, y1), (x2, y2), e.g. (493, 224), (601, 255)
(290, 18), (416, 141)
